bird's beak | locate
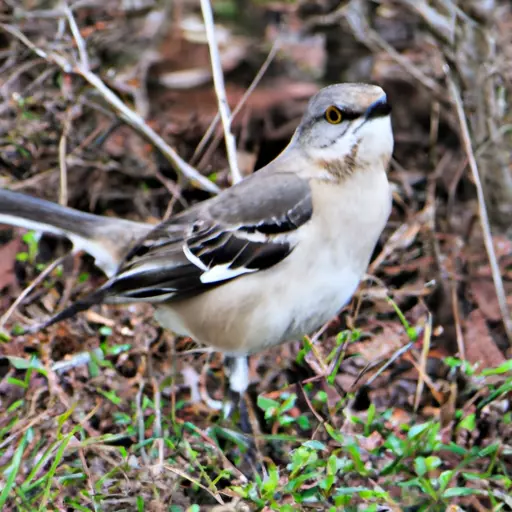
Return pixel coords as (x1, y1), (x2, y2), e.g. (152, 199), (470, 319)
(365, 95), (392, 120)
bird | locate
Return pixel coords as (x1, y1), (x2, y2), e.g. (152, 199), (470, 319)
(0, 83), (394, 424)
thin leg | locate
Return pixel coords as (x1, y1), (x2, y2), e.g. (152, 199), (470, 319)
(223, 355), (252, 434)
(224, 355), (262, 477)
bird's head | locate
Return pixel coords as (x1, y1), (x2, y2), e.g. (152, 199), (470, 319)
(292, 83), (393, 178)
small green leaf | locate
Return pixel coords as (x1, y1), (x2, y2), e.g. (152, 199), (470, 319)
(97, 388), (122, 405)
(78, 272), (90, 283)
(481, 359), (512, 375)
(440, 442), (468, 456)
(302, 440), (326, 451)
(442, 487), (484, 498)
(7, 377), (28, 389)
(7, 399), (24, 413)
(425, 455), (442, 471)
(478, 443), (500, 457)
(261, 463), (279, 496)
(438, 470), (454, 492)
(384, 434), (404, 456)
(0, 429), (31, 508)
(408, 422), (431, 439)
(325, 423), (344, 444)
(6, 355), (44, 371)
(257, 395), (280, 412)
(279, 393), (297, 413)
(327, 454), (338, 475)
(319, 474), (335, 491)
(335, 486), (371, 495)
(458, 413), (476, 431)
(315, 390), (328, 403)
(414, 456), (427, 476)
(99, 326), (113, 336)
(16, 252), (29, 262)
(11, 324), (25, 336)
(297, 415), (311, 430)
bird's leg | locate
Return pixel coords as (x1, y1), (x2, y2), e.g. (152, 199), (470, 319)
(223, 355), (252, 434)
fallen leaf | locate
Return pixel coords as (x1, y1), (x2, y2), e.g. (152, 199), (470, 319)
(0, 237), (21, 291)
(464, 309), (506, 368)
(469, 279), (502, 322)
(348, 322), (405, 361)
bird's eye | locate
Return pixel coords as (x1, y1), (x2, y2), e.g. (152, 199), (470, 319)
(324, 106), (343, 124)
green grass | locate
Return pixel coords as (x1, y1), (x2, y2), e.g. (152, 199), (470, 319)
(0, 328), (510, 511)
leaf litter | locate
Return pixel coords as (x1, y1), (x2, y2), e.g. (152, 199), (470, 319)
(0, 0), (511, 510)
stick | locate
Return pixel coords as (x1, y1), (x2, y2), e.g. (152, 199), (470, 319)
(199, 0), (241, 184)
(0, 22), (221, 195)
(64, 2), (89, 71)
(0, 254), (67, 331)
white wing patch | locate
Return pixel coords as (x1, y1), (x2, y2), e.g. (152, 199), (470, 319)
(199, 263), (257, 284)
(183, 244), (209, 271)
(184, 242), (257, 284)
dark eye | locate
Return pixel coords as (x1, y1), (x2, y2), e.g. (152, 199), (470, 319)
(324, 106), (343, 124)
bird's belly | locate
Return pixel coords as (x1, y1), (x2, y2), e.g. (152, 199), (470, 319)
(273, 263), (360, 343)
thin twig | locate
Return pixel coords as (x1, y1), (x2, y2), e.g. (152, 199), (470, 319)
(0, 22), (220, 195)
(83, 68), (220, 193)
(64, 2), (89, 70)
(199, 0), (241, 184)
(445, 64), (512, 344)
(191, 39), (281, 166)
(136, 380), (150, 465)
(152, 377), (164, 466)
(451, 281), (466, 360)
(163, 464), (225, 505)
(58, 108), (74, 206)
(414, 312), (432, 412)
(342, 3), (447, 102)
(0, 254), (67, 331)
(78, 448), (99, 512)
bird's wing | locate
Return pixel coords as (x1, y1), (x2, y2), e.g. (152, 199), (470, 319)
(102, 170), (313, 302)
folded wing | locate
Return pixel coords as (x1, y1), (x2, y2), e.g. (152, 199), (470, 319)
(108, 170), (313, 302)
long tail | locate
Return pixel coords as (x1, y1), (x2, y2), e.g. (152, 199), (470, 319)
(0, 189), (153, 276)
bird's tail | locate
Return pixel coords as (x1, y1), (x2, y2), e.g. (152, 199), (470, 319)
(0, 189), (153, 276)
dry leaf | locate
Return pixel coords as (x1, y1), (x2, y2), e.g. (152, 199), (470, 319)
(464, 309), (506, 368)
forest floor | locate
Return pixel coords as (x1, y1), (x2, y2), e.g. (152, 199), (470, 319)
(0, 1), (511, 511)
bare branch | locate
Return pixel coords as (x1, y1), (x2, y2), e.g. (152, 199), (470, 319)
(0, 23), (221, 195)
(64, 2), (89, 70)
(58, 109), (73, 206)
(199, 0), (241, 184)
(81, 68), (220, 194)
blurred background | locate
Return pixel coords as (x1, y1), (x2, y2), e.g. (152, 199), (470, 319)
(0, 0), (511, 510)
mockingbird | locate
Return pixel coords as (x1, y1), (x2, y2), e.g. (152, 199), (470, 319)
(0, 83), (393, 421)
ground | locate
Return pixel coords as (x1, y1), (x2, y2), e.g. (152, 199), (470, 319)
(0, 1), (511, 511)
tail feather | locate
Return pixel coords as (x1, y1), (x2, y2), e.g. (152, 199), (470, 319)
(22, 288), (109, 334)
(0, 189), (153, 276)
